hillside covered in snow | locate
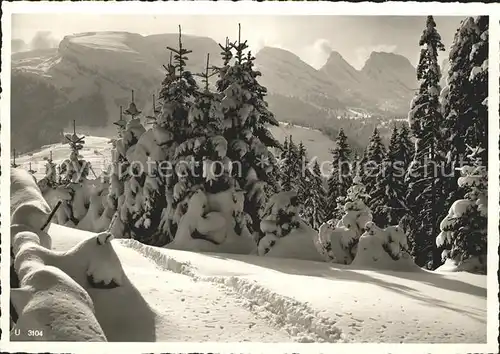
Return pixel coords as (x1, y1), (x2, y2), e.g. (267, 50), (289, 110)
(15, 123), (337, 180)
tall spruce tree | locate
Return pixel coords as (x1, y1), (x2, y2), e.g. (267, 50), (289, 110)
(326, 129), (352, 221)
(442, 16), (488, 166)
(405, 16), (447, 269)
(395, 125), (414, 172)
(135, 26), (199, 245)
(435, 16), (488, 274)
(302, 160), (327, 230)
(215, 24), (281, 238)
(436, 146), (487, 273)
(296, 141), (308, 204)
(467, 16), (488, 163)
(440, 17), (478, 217)
(280, 135), (299, 191)
(371, 126), (407, 227)
(362, 127), (386, 197)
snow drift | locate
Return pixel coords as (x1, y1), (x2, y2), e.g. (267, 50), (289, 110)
(26, 224), (487, 343)
(11, 230), (107, 342)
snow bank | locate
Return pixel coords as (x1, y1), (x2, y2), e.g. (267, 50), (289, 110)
(352, 222), (420, 272)
(11, 168), (52, 239)
(9, 174), (130, 341)
(436, 256), (487, 274)
(166, 189), (257, 254)
(10, 228), (106, 341)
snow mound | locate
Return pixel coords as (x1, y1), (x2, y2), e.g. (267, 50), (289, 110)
(11, 265), (107, 342)
(11, 226), (106, 341)
(166, 189), (257, 254)
(318, 222), (357, 264)
(436, 257), (488, 274)
(13, 227), (124, 290)
(258, 191), (324, 261)
(11, 168), (52, 239)
(259, 221), (326, 262)
(43, 224), (158, 342)
(351, 222), (420, 271)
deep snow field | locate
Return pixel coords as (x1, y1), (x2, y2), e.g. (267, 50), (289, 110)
(42, 223), (486, 343)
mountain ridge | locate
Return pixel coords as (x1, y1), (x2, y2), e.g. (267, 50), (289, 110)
(11, 31), (414, 153)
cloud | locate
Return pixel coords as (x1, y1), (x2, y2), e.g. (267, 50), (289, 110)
(299, 38), (334, 69)
(252, 36), (286, 54)
(354, 44), (397, 70)
(30, 31), (59, 50)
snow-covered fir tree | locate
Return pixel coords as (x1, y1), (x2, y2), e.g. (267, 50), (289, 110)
(215, 24), (281, 239)
(439, 17), (488, 222)
(434, 16), (488, 274)
(44, 151), (58, 186)
(370, 126), (407, 228)
(326, 129), (352, 221)
(108, 101), (149, 241)
(59, 121), (90, 184)
(148, 27), (200, 244)
(318, 176), (373, 264)
(436, 145), (487, 273)
(404, 15), (448, 269)
(46, 121), (95, 228)
(296, 141), (308, 203)
(395, 125), (414, 172)
(441, 16), (488, 168)
(258, 190), (323, 261)
(466, 16), (488, 163)
(37, 150), (58, 193)
(166, 51), (237, 232)
(279, 135), (300, 192)
(361, 127), (386, 197)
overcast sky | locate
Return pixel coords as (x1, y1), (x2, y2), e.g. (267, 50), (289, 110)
(12, 15), (464, 69)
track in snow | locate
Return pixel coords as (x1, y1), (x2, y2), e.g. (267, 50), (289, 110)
(120, 239), (346, 343)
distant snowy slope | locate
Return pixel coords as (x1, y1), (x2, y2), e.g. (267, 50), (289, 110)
(269, 122), (335, 164)
(16, 122), (335, 179)
(46, 223), (487, 343)
(16, 136), (112, 180)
